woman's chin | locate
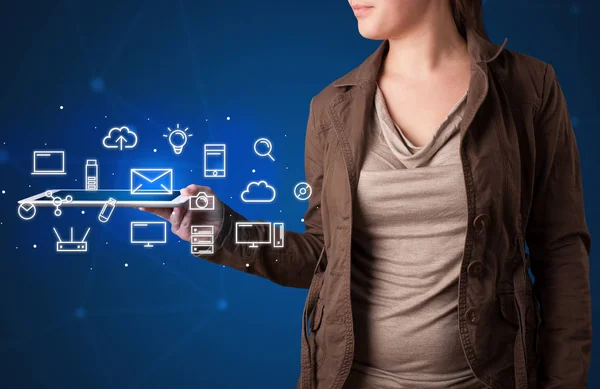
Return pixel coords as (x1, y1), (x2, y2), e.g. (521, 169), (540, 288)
(357, 24), (388, 40)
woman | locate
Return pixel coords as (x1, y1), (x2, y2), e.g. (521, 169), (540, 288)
(142, 0), (592, 388)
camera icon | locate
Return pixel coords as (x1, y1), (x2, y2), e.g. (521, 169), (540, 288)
(189, 192), (215, 211)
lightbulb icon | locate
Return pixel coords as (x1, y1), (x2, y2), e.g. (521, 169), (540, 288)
(164, 124), (193, 155)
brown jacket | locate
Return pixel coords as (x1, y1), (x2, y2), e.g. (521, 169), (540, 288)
(207, 28), (592, 389)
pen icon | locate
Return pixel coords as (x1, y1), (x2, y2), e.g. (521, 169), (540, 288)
(98, 197), (117, 223)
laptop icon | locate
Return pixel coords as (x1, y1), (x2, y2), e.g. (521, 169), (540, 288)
(32, 150), (66, 175)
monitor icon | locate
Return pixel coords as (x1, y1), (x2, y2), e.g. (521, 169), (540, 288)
(204, 144), (226, 178)
(32, 150), (66, 175)
(130, 221), (167, 248)
(235, 222), (284, 248)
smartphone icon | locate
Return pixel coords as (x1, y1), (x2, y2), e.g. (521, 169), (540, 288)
(204, 144), (226, 178)
(98, 197), (117, 223)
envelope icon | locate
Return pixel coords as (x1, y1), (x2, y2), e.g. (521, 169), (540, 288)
(130, 168), (173, 195)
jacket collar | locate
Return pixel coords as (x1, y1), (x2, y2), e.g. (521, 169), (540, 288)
(332, 28), (508, 88)
(325, 27), (508, 200)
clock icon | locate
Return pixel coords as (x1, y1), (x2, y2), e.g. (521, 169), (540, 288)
(17, 202), (37, 220)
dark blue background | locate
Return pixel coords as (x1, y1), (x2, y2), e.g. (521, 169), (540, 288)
(1, 1), (598, 388)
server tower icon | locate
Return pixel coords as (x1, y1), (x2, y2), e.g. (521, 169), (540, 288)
(190, 225), (214, 255)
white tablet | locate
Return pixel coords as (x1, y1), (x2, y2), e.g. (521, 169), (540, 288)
(18, 189), (188, 208)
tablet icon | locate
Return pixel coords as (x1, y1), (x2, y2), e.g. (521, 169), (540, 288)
(32, 151), (66, 175)
(17, 202), (37, 220)
(204, 144), (226, 178)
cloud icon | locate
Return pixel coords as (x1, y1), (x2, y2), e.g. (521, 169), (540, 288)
(103, 126), (138, 150)
(241, 181), (276, 203)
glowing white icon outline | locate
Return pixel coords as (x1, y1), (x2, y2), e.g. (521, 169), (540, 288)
(273, 222), (285, 248)
(98, 197), (117, 223)
(130, 168), (173, 195)
(189, 192), (215, 211)
(46, 190), (72, 217)
(53, 227), (91, 253)
(204, 144), (227, 178)
(190, 225), (215, 255)
(294, 182), (313, 201)
(17, 202), (37, 220)
(234, 221), (285, 248)
(85, 159), (99, 191)
(32, 150), (66, 175)
(130, 221), (168, 248)
(102, 126), (138, 150)
(240, 180), (276, 203)
(253, 138), (275, 161)
(164, 124), (193, 155)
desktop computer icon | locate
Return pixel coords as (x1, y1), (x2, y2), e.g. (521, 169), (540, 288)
(130, 221), (167, 248)
(235, 222), (284, 248)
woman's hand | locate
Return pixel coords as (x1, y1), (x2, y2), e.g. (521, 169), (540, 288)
(139, 184), (224, 242)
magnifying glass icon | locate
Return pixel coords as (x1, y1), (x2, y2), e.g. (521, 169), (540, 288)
(254, 138), (275, 162)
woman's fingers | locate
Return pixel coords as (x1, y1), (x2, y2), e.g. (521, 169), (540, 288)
(169, 206), (187, 233)
(139, 184), (215, 237)
(179, 205), (195, 232)
(181, 184), (214, 197)
(138, 207), (172, 221)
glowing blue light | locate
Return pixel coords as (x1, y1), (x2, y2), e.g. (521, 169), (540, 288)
(90, 77), (105, 93)
(0, 149), (8, 163)
(74, 307), (87, 319)
(571, 116), (579, 128)
(217, 299), (228, 311)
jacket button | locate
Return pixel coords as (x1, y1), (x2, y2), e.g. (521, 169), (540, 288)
(465, 308), (479, 324)
(467, 261), (484, 277)
(473, 213), (490, 233)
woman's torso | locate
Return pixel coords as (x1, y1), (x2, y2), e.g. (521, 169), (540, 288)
(344, 85), (487, 389)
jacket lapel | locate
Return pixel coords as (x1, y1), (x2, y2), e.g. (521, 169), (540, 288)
(326, 41), (387, 196)
(459, 29), (508, 138)
(326, 29), (508, 196)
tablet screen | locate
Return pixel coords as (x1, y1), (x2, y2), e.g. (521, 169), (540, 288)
(43, 190), (180, 202)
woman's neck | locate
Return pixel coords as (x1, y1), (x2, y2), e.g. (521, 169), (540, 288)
(383, 3), (469, 80)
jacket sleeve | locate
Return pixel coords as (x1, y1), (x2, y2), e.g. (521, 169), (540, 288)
(526, 64), (592, 388)
(197, 97), (325, 288)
